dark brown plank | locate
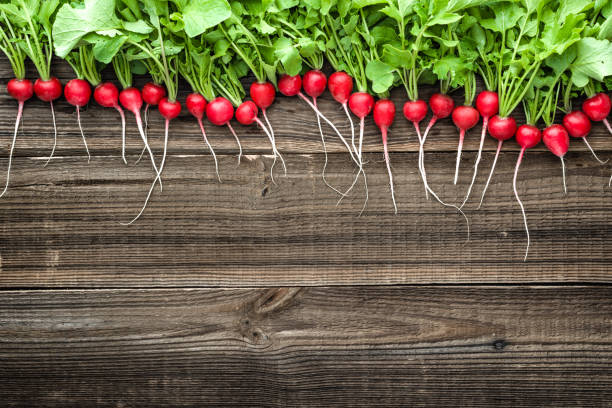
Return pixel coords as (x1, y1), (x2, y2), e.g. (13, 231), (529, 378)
(0, 286), (610, 407)
(0, 150), (610, 288)
(2, 60), (611, 157)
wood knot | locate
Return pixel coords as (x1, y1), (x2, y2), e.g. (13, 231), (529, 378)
(253, 288), (301, 316)
(493, 339), (507, 350)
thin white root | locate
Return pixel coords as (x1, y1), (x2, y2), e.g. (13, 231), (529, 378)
(76, 106), (91, 163)
(44, 100), (57, 167)
(454, 130), (465, 185)
(583, 137), (608, 164)
(343, 103), (357, 158)
(513, 148), (530, 262)
(560, 156), (567, 194)
(413, 122), (428, 199)
(135, 104), (150, 165)
(122, 118), (169, 226)
(198, 118), (220, 182)
(419, 117), (437, 200)
(226, 122), (243, 165)
(316, 99), (344, 196)
(383, 128), (397, 214)
(262, 109), (287, 178)
(461, 118), (487, 209)
(255, 117), (286, 184)
(478, 140), (503, 210)
(0, 101), (23, 198)
(604, 118), (612, 135)
(117, 106), (127, 165)
(135, 114), (162, 191)
(298, 93), (359, 166)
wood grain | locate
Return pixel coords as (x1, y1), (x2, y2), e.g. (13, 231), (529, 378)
(2, 60), (612, 157)
(1, 286), (610, 407)
(0, 150), (610, 288)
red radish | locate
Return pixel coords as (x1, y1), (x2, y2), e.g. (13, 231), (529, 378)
(403, 99), (428, 197)
(479, 115), (517, 208)
(94, 82), (127, 164)
(33, 77), (62, 164)
(138, 82), (167, 164)
(206, 96), (243, 164)
(374, 99), (398, 213)
(186, 93), (220, 181)
(582, 93), (611, 133)
(119, 87), (162, 190)
(563, 110), (606, 164)
(328, 72), (353, 105)
(64, 79), (92, 162)
(251, 81), (282, 174)
(451, 105), (480, 184)
(1, 79), (34, 198)
(236, 100), (280, 177)
(543, 124), (570, 193)
(513, 124), (542, 261)
(461, 91), (499, 207)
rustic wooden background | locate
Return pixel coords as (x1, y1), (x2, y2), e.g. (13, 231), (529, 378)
(0, 60), (611, 407)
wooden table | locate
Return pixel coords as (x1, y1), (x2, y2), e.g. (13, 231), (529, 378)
(1, 62), (611, 407)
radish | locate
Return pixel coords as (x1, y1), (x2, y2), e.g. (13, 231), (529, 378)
(186, 93), (220, 182)
(461, 90), (499, 207)
(206, 96), (243, 164)
(478, 115), (517, 208)
(250, 81), (283, 174)
(513, 124), (542, 261)
(137, 82), (167, 164)
(563, 111), (607, 164)
(543, 124), (570, 193)
(582, 93), (611, 133)
(63, 78), (92, 162)
(374, 99), (398, 213)
(33, 77), (62, 162)
(236, 100), (279, 179)
(451, 105), (480, 185)
(94, 82), (127, 164)
(402, 99), (428, 197)
(1, 79), (33, 198)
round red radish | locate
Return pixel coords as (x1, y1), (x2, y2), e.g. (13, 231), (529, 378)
(349, 92), (375, 119)
(582, 93), (610, 122)
(452, 106), (480, 131)
(475, 90), (499, 118)
(563, 111), (591, 138)
(158, 98), (181, 120)
(328, 72), (353, 104)
(94, 82), (119, 108)
(516, 124), (542, 149)
(7, 78), (33, 102)
(488, 116), (517, 141)
(429, 93), (454, 118)
(403, 100), (428, 123)
(236, 101), (258, 125)
(142, 83), (166, 106)
(186, 93), (207, 120)
(278, 75), (302, 97)
(303, 70), (326, 98)
(33, 77), (62, 102)
(64, 79), (91, 107)
(250, 82), (276, 109)
(119, 87), (143, 115)
(206, 97), (234, 126)
(543, 124), (569, 157)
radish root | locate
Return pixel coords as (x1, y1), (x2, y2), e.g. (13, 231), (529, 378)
(604, 118), (612, 135)
(0, 101), (23, 198)
(461, 117), (488, 208)
(255, 116), (285, 184)
(316, 98), (344, 196)
(381, 127), (397, 214)
(582, 138), (607, 164)
(513, 147), (530, 261)
(560, 156), (567, 194)
(453, 129), (465, 185)
(478, 139), (503, 209)
(135, 113), (162, 191)
(198, 118), (220, 182)
(44, 100), (57, 167)
(76, 107), (91, 163)
(226, 122), (243, 165)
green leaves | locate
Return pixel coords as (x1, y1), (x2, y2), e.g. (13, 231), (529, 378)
(366, 60), (395, 94)
(480, 3), (522, 33)
(570, 37), (612, 87)
(274, 36), (302, 75)
(52, 0), (121, 58)
(181, 0), (231, 37)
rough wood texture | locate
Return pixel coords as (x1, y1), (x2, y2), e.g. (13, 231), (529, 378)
(0, 150), (610, 287)
(1, 286), (610, 407)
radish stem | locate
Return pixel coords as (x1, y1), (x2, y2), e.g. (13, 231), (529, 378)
(76, 106), (91, 163)
(44, 100), (57, 167)
(197, 117), (220, 182)
(513, 147), (530, 261)
(0, 101), (23, 198)
(478, 139), (503, 209)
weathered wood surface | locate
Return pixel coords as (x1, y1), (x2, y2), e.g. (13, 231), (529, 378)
(0, 150), (610, 287)
(2, 60), (612, 157)
(1, 286), (610, 407)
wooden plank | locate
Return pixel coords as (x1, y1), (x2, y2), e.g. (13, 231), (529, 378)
(0, 150), (610, 288)
(0, 286), (610, 407)
(2, 60), (612, 157)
